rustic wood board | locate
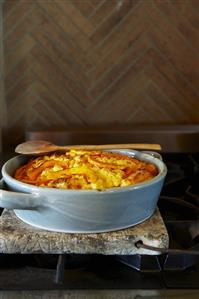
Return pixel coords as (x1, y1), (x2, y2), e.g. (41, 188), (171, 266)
(0, 209), (168, 255)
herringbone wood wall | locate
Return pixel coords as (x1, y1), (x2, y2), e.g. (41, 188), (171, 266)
(2, 0), (199, 145)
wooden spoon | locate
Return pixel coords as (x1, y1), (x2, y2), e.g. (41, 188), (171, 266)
(15, 140), (161, 155)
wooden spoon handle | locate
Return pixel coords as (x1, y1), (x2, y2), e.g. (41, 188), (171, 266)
(64, 143), (162, 151)
(15, 140), (162, 155)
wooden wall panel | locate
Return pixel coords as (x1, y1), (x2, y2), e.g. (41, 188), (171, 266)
(0, 3), (6, 151)
(2, 0), (199, 146)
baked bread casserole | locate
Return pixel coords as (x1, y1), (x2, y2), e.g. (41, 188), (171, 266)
(14, 150), (158, 190)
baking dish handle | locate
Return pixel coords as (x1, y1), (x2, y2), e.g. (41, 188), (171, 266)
(142, 151), (162, 160)
(0, 179), (40, 210)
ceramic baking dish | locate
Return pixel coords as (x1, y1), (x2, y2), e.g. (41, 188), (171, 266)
(0, 150), (167, 233)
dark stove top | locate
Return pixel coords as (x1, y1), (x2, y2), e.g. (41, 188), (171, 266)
(0, 153), (199, 290)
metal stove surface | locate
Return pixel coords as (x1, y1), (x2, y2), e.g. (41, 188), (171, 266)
(0, 153), (199, 290)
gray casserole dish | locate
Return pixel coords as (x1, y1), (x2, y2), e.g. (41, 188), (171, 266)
(0, 150), (167, 233)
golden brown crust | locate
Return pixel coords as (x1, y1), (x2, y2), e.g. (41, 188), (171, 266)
(14, 150), (158, 190)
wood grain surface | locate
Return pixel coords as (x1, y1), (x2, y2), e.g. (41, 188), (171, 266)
(2, 0), (199, 146)
(0, 5), (5, 152)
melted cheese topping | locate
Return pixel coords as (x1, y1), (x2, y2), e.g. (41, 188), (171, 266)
(14, 150), (159, 190)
